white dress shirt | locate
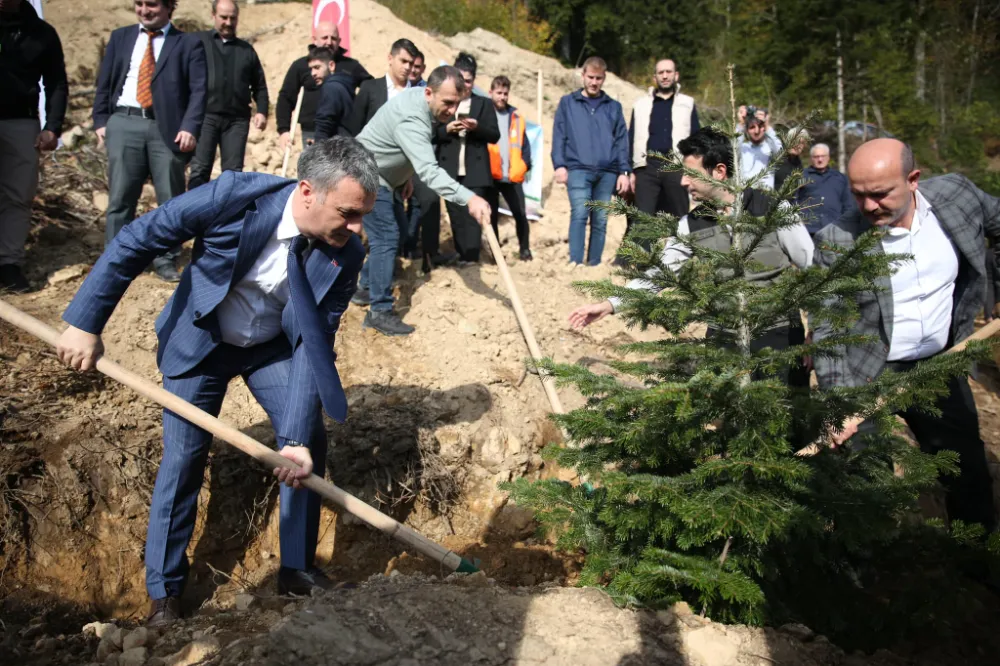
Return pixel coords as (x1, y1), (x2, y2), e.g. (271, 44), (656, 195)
(118, 23), (172, 109)
(609, 202), (813, 312)
(385, 73), (410, 101)
(216, 192), (301, 347)
(738, 129), (781, 190)
(884, 190), (959, 361)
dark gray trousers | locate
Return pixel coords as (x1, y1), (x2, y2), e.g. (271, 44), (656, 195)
(104, 111), (186, 266)
(187, 114), (250, 190)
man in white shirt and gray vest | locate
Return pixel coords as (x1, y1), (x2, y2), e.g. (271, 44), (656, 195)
(628, 58), (699, 239)
(816, 138), (1000, 531)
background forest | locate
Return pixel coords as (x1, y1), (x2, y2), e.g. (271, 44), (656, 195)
(378, 0), (1000, 189)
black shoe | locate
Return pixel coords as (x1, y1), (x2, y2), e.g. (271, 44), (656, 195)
(363, 310), (415, 336)
(430, 251), (459, 267)
(154, 263), (181, 283)
(277, 566), (355, 596)
(519, 249), (533, 261)
(350, 288), (371, 306)
(145, 596), (182, 628)
(0, 264), (30, 293)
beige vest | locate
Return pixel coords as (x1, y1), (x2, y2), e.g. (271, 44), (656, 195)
(631, 88), (695, 169)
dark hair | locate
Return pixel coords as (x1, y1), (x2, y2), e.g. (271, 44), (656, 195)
(901, 142), (916, 176)
(491, 75), (511, 90)
(426, 65), (466, 94)
(413, 50), (425, 62)
(390, 38), (419, 59)
(141, 0), (178, 12)
(308, 47), (336, 63)
(211, 0), (237, 14)
(677, 127), (734, 179)
(454, 51), (478, 77)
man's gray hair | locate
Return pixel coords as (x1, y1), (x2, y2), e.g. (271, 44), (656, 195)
(297, 137), (379, 196)
(810, 142), (831, 155)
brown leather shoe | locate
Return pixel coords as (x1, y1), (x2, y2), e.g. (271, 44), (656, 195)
(146, 596), (181, 628)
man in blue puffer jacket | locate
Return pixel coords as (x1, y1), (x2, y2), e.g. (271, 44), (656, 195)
(552, 56), (631, 265)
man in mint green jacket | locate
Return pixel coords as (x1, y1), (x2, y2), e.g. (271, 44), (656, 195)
(353, 65), (491, 336)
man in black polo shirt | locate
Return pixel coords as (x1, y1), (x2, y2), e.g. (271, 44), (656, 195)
(188, 0), (268, 190)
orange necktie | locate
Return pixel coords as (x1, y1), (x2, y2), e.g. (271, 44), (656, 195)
(136, 29), (162, 109)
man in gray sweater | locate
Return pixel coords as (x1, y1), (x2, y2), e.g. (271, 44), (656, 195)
(353, 65), (491, 336)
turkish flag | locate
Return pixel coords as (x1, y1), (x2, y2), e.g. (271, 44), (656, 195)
(312, 0), (352, 54)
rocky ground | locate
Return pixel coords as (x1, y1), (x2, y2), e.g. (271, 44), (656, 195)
(2, 2), (1000, 665)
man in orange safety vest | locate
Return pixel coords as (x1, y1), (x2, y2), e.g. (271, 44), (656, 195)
(487, 75), (533, 260)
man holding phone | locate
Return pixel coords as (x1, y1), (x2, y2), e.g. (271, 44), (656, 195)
(434, 52), (500, 263)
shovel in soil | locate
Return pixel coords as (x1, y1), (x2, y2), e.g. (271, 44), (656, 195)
(0, 298), (479, 574)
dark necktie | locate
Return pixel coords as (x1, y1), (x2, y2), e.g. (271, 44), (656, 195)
(287, 236), (347, 422)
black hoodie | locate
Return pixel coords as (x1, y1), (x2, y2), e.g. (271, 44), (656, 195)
(0, 2), (67, 133)
(314, 71), (357, 141)
(276, 45), (372, 134)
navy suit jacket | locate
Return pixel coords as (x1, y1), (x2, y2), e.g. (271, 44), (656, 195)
(63, 172), (365, 443)
(93, 24), (207, 154)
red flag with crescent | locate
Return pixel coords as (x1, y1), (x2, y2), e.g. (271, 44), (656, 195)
(312, 0), (351, 53)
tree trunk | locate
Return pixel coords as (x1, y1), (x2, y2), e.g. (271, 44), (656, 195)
(836, 29), (846, 172)
(915, 0), (927, 102)
(967, 0), (981, 106)
(938, 66), (947, 133)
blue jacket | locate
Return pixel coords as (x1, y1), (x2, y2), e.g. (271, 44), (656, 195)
(93, 24), (207, 154)
(314, 72), (357, 141)
(795, 166), (855, 235)
(63, 172), (365, 442)
(551, 90), (630, 175)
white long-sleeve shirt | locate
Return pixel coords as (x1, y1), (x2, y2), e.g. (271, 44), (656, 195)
(609, 204), (813, 312)
(884, 190), (958, 361)
(118, 23), (172, 109)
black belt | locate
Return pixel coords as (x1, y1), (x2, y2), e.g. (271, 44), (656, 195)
(115, 105), (155, 120)
(884, 359), (919, 374)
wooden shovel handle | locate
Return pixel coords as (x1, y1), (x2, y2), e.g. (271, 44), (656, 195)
(0, 298), (474, 572)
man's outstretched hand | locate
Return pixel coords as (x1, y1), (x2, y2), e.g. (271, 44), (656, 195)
(275, 445), (314, 489)
(568, 301), (614, 330)
(57, 325), (104, 371)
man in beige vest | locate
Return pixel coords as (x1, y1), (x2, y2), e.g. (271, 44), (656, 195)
(627, 59), (699, 240)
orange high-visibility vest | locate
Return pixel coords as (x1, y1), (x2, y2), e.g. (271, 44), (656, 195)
(489, 112), (528, 183)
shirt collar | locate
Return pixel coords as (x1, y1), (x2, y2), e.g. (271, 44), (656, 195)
(277, 191), (302, 240)
(385, 73), (411, 91)
(886, 190), (931, 237)
(138, 22), (171, 36)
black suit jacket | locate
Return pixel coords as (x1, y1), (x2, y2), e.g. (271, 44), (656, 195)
(92, 24), (207, 154)
(345, 76), (389, 136)
(435, 95), (501, 189)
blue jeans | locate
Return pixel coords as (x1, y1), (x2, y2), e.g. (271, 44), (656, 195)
(567, 169), (617, 265)
(359, 186), (407, 312)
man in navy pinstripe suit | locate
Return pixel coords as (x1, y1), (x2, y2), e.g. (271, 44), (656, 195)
(56, 138), (376, 627)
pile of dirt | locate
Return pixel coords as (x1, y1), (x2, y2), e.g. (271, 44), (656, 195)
(1, 570), (911, 666)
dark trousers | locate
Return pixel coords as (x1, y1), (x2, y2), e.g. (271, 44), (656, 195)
(105, 110), (186, 267)
(627, 162), (690, 240)
(985, 246), (997, 319)
(445, 180), (491, 262)
(187, 113), (251, 190)
(403, 177), (441, 259)
(855, 365), (996, 531)
(146, 336), (326, 599)
(359, 186), (406, 311)
(486, 181), (530, 252)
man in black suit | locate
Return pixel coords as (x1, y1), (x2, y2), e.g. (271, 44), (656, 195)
(435, 52), (501, 263)
(275, 21), (372, 151)
(188, 0), (269, 190)
(345, 38), (418, 136)
(93, 0), (207, 282)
